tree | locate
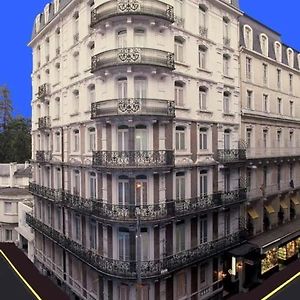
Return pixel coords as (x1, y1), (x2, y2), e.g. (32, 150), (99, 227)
(0, 117), (31, 163)
(0, 86), (13, 131)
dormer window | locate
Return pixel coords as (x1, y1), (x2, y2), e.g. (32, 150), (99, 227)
(287, 48), (294, 67)
(54, 0), (60, 14)
(243, 25), (253, 49)
(274, 41), (282, 62)
(260, 34), (268, 56)
(44, 3), (50, 23)
(35, 14), (41, 33)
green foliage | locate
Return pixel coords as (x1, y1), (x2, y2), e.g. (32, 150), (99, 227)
(0, 117), (31, 163)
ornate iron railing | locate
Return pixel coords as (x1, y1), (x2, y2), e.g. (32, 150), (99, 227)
(35, 151), (52, 163)
(91, 48), (175, 72)
(91, 98), (175, 119)
(29, 183), (246, 223)
(91, 0), (174, 26)
(38, 83), (49, 101)
(199, 26), (208, 38)
(38, 116), (51, 130)
(216, 149), (246, 163)
(92, 150), (174, 169)
(26, 213), (246, 279)
(223, 37), (231, 47)
(174, 15), (185, 27)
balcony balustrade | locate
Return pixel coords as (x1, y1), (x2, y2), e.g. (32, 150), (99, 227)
(90, 0), (174, 27)
(26, 213), (246, 279)
(92, 150), (174, 169)
(29, 183), (246, 223)
(246, 147), (300, 160)
(38, 116), (51, 130)
(35, 151), (52, 163)
(216, 149), (246, 163)
(38, 83), (49, 101)
(91, 48), (175, 72)
(91, 98), (175, 119)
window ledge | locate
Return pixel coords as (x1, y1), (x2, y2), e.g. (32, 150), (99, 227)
(223, 75), (234, 80)
(223, 113), (235, 117)
(52, 82), (60, 88)
(197, 109), (213, 114)
(70, 112), (79, 117)
(197, 151), (213, 156)
(175, 61), (190, 68)
(197, 67), (212, 74)
(70, 73), (79, 80)
(175, 106), (190, 111)
(175, 151), (192, 156)
(84, 110), (91, 114)
(52, 117), (60, 121)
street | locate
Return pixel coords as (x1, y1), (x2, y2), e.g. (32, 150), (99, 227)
(268, 276), (300, 299)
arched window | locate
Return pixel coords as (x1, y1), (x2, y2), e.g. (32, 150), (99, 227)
(274, 41), (282, 62)
(174, 36), (184, 62)
(223, 17), (230, 43)
(287, 48), (294, 67)
(44, 3), (50, 23)
(260, 34), (268, 56)
(55, 131), (61, 152)
(198, 45), (207, 69)
(199, 86), (207, 110)
(73, 51), (79, 74)
(55, 97), (60, 119)
(224, 129), (231, 150)
(89, 172), (97, 199)
(175, 81), (185, 106)
(243, 25), (253, 49)
(223, 54), (230, 76)
(199, 5), (207, 29)
(117, 29), (127, 48)
(35, 14), (41, 33)
(199, 128), (208, 150)
(223, 91), (230, 114)
(88, 127), (96, 152)
(199, 170), (208, 196)
(117, 77), (127, 98)
(54, 0), (60, 14)
(134, 28), (146, 47)
(73, 169), (80, 195)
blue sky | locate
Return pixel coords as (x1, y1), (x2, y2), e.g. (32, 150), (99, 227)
(0, 0), (299, 118)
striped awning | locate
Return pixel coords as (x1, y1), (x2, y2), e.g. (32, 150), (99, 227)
(264, 204), (275, 214)
(291, 197), (300, 205)
(248, 208), (259, 219)
(280, 201), (288, 209)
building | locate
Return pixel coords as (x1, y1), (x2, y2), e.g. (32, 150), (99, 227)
(231, 14), (300, 292)
(28, 0), (248, 299)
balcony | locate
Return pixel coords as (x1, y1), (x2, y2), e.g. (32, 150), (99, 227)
(216, 149), (246, 163)
(90, 0), (174, 27)
(31, 183), (245, 223)
(92, 150), (174, 170)
(35, 151), (52, 163)
(199, 26), (208, 38)
(246, 148), (300, 161)
(26, 213), (246, 279)
(91, 48), (175, 72)
(91, 98), (175, 119)
(38, 116), (51, 130)
(37, 83), (49, 101)
(223, 37), (231, 47)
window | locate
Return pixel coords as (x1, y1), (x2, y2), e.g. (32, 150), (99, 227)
(45, 36), (50, 62)
(73, 11), (79, 43)
(200, 215), (208, 243)
(263, 94), (268, 112)
(287, 48), (294, 67)
(246, 57), (252, 80)
(223, 91), (230, 113)
(290, 101), (294, 117)
(73, 52), (79, 75)
(277, 69), (281, 89)
(118, 176), (129, 206)
(199, 5), (207, 29)
(55, 62), (60, 82)
(55, 27), (60, 55)
(57, 207), (62, 230)
(290, 164), (294, 181)
(118, 229), (130, 260)
(200, 264), (206, 283)
(277, 130), (281, 147)
(135, 176), (148, 206)
(199, 170), (208, 196)
(176, 172), (185, 200)
(89, 172), (97, 199)
(56, 167), (62, 189)
(55, 131), (61, 152)
(119, 285), (129, 300)
(260, 34), (268, 56)
(54, 0), (60, 14)
(134, 28), (145, 47)
(176, 272), (187, 299)
(90, 220), (97, 250)
(73, 129), (80, 152)
(117, 77), (127, 98)
(224, 169), (230, 192)
(223, 17), (230, 41)
(117, 30), (127, 48)
(176, 221), (185, 252)
(277, 165), (281, 190)
(246, 90), (253, 109)
(175, 0), (184, 19)
(224, 129), (230, 150)
(87, 41), (95, 60)
(199, 86), (207, 110)
(175, 81), (184, 106)
(263, 63), (268, 84)
(73, 90), (79, 115)
(198, 45), (207, 69)
(224, 210), (230, 235)
(88, 127), (96, 152)
(74, 214), (81, 241)
(134, 76), (147, 98)
(73, 170), (80, 195)
(55, 97), (60, 119)
(4, 202), (12, 214)
(174, 37), (184, 62)
(223, 54), (230, 76)
(246, 128), (252, 148)
(88, 84), (95, 104)
(140, 285), (149, 300)
(277, 98), (282, 115)
(263, 130), (268, 148)
(140, 228), (149, 260)
(246, 169), (252, 191)
(290, 131), (294, 147)
(199, 128), (208, 150)
(135, 126), (148, 151)
(244, 25), (253, 49)
(118, 126), (129, 151)
(5, 230), (12, 241)
(176, 126), (185, 150)
(263, 166), (268, 187)
(289, 74), (293, 93)
(274, 42), (282, 62)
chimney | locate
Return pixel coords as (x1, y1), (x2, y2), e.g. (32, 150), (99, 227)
(9, 162), (18, 187)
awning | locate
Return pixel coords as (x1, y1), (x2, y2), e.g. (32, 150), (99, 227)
(291, 197), (300, 205)
(280, 201), (288, 209)
(248, 208), (259, 219)
(264, 204), (275, 214)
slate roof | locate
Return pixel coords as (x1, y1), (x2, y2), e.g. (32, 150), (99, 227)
(0, 187), (31, 197)
(0, 164), (32, 178)
(239, 14), (300, 71)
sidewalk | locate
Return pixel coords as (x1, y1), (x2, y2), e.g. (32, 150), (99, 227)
(0, 243), (69, 300)
(229, 259), (300, 300)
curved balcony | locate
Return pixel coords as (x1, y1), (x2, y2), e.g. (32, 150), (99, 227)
(92, 150), (174, 170)
(38, 116), (51, 130)
(90, 0), (174, 27)
(91, 48), (175, 72)
(91, 98), (175, 119)
(216, 149), (246, 164)
(37, 83), (49, 102)
(29, 182), (246, 224)
(27, 213), (246, 280)
(35, 151), (52, 164)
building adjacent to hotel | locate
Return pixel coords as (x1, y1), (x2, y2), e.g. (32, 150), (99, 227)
(28, 0), (250, 299)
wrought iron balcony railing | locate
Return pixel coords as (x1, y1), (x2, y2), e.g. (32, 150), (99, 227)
(92, 150), (174, 169)
(91, 0), (174, 26)
(29, 182), (246, 223)
(216, 149), (246, 163)
(26, 213), (246, 279)
(37, 83), (49, 101)
(199, 26), (208, 38)
(91, 98), (175, 119)
(223, 37), (231, 47)
(91, 48), (175, 72)
(38, 116), (51, 130)
(35, 151), (52, 163)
